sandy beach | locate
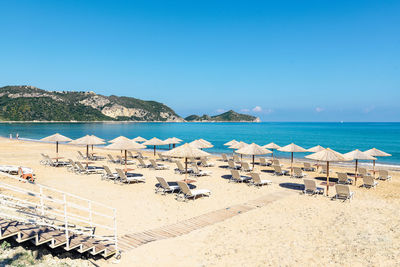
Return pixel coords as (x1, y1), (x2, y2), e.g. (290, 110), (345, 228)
(1, 137), (399, 266)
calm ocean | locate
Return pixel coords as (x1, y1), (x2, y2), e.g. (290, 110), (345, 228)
(1, 122), (399, 165)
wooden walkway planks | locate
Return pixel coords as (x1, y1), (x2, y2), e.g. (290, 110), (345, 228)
(120, 190), (293, 252)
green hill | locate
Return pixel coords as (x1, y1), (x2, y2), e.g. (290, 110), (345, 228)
(0, 85), (183, 122)
(185, 110), (259, 122)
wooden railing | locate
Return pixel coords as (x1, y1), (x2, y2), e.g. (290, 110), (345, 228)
(0, 171), (118, 253)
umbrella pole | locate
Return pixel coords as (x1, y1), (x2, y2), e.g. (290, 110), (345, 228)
(252, 155), (255, 169)
(173, 144), (176, 148)
(86, 145), (89, 168)
(185, 157), (188, 182)
(291, 152), (293, 176)
(355, 159), (358, 185)
(272, 149), (274, 160)
(125, 150), (127, 172)
(56, 141), (59, 162)
(373, 160), (376, 178)
(326, 161), (330, 196)
(154, 146), (156, 156)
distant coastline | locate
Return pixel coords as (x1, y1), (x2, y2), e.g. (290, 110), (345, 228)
(0, 120), (260, 123)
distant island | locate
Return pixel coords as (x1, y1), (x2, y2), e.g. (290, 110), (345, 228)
(185, 110), (260, 122)
(0, 86), (259, 122)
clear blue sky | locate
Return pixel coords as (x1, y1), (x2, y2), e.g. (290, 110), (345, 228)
(1, 0), (399, 121)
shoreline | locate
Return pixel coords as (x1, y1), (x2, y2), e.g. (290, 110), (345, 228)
(0, 120), (260, 123)
(7, 136), (400, 170)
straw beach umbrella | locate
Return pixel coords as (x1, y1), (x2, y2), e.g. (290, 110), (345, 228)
(190, 139), (214, 149)
(163, 143), (210, 181)
(164, 137), (182, 149)
(105, 140), (145, 171)
(109, 136), (132, 143)
(364, 148), (392, 176)
(170, 137), (182, 148)
(70, 135), (106, 166)
(305, 148), (348, 195)
(236, 143), (272, 168)
(307, 145), (325, 170)
(132, 136), (147, 143)
(307, 145), (325, 153)
(198, 139), (212, 146)
(40, 133), (72, 160)
(344, 149), (377, 185)
(279, 143), (307, 176)
(230, 141), (248, 159)
(224, 140), (239, 147)
(143, 137), (167, 156)
(262, 142), (281, 159)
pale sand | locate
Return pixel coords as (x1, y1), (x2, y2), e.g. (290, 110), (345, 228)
(0, 138), (399, 266)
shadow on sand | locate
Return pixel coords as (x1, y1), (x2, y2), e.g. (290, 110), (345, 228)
(279, 182), (304, 191)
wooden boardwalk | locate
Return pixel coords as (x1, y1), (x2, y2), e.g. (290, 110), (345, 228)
(118, 190), (293, 252)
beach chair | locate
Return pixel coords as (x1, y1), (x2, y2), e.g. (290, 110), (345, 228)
(155, 177), (180, 194)
(259, 158), (271, 166)
(303, 162), (315, 172)
(18, 167), (35, 183)
(116, 169), (145, 184)
(102, 166), (118, 181)
(362, 175), (378, 189)
(320, 165), (330, 174)
(174, 161), (193, 174)
(200, 158), (215, 167)
(137, 158), (151, 168)
(137, 151), (148, 159)
(190, 164), (212, 177)
(127, 151), (138, 159)
(40, 153), (50, 165)
(107, 154), (119, 164)
(117, 155), (135, 165)
(358, 167), (371, 178)
(176, 181), (211, 201)
(149, 159), (169, 170)
(157, 153), (167, 161)
(249, 172), (272, 187)
(230, 170), (252, 183)
(233, 154), (241, 164)
(377, 170), (392, 181)
(272, 159), (281, 166)
(273, 165), (289, 176)
(44, 155), (69, 167)
(221, 153), (229, 162)
(228, 160), (241, 170)
(75, 162), (103, 175)
(165, 156), (174, 162)
(241, 162), (253, 172)
(303, 179), (324, 195)
(77, 151), (88, 160)
(334, 184), (354, 202)
(90, 153), (105, 161)
(293, 167), (307, 178)
(337, 172), (353, 185)
(67, 159), (79, 173)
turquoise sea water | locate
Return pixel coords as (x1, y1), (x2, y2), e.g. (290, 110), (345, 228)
(1, 122), (399, 165)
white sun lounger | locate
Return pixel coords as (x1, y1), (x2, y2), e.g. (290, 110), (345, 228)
(250, 172), (272, 187)
(155, 177), (180, 194)
(176, 181), (211, 201)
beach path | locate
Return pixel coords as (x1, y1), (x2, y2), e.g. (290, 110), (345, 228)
(118, 190), (294, 252)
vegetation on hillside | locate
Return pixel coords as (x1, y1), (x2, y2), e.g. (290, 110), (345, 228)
(185, 110), (258, 122)
(0, 86), (181, 122)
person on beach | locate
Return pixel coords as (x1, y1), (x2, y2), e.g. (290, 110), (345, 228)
(9, 133), (12, 139)
(16, 133), (19, 140)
